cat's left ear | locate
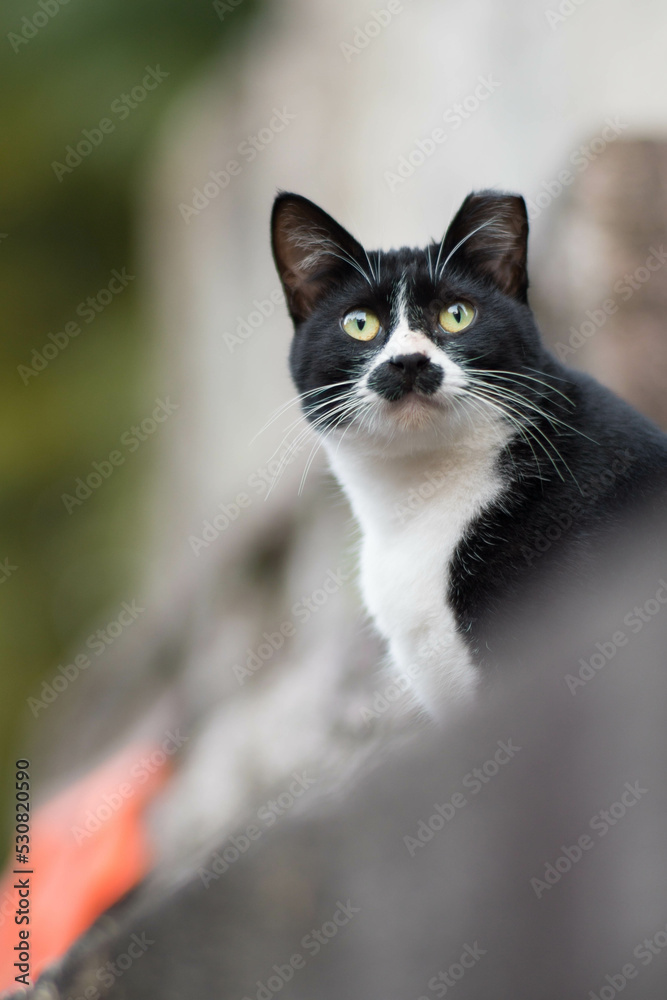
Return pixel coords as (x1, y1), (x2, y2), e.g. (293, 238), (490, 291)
(271, 193), (367, 324)
(439, 190), (529, 302)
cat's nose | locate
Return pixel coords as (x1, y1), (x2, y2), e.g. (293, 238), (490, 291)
(368, 353), (443, 400)
(388, 353), (431, 381)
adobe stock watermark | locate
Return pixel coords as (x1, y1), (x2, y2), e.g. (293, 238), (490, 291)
(0, 558), (18, 585)
(385, 75), (501, 193)
(417, 942), (486, 999)
(179, 108), (296, 224)
(198, 771), (318, 886)
(0, 888), (17, 930)
(359, 664), (422, 725)
(545, 0), (588, 30)
(565, 579), (667, 695)
(65, 932), (155, 999)
(340, 0), (405, 62)
(238, 900), (360, 1000)
(391, 466), (449, 525)
(7, 0), (71, 54)
(590, 918), (667, 1000)
(71, 730), (188, 845)
(188, 436), (310, 555)
(520, 449), (636, 566)
(554, 246), (667, 361)
(224, 286), (285, 353)
(388, 436), (502, 526)
(27, 599), (145, 717)
(62, 397), (179, 514)
(17, 268), (134, 385)
(234, 568), (351, 685)
(362, 628), (481, 723)
(530, 780), (648, 898)
(526, 117), (627, 218)
(213, 0), (244, 21)
(51, 66), (169, 182)
(403, 739), (521, 856)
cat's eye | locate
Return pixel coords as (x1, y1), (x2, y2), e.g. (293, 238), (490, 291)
(438, 301), (476, 334)
(342, 309), (381, 342)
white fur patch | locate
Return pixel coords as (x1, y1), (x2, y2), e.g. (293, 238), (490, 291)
(326, 429), (509, 719)
(367, 278), (467, 392)
(323, 296), (513, 719)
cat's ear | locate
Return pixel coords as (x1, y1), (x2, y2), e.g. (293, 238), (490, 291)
(271, 193), (367, 323)
(439, 191), (529, 302)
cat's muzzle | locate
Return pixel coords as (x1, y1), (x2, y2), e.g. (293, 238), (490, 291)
(367, 353), (444, 402)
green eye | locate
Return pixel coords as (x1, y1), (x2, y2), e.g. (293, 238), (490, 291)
(438, 301), (475, 334)
(342, 309), (381, 342)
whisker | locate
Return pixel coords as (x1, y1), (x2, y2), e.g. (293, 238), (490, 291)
(464, 368), (575, 409)
(426, 245), (434, 283)
(251, 379), (359, 442)
(290, 224), (375, 287)
(298, 397), (376, 494)
(462, 389), (546, 481)
(361, 245), (379, 285)
(263, 395), (360, 499)
(468, 381), (568, 433)
(437, 218), (497, 280)
(466, 384), (582, 489)
(468, 389), (554, 482)
(261, 388), (362, 468)
(525, 365), (574, 385)
(326, 247), (373, 287)
(467, 374), (598, 447)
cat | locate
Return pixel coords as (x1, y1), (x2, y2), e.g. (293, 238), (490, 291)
(270, 189), (667, 716)
(17, 194), (667, 1000)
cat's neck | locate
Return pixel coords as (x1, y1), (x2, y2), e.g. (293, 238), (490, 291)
(323, 420), (512, 536)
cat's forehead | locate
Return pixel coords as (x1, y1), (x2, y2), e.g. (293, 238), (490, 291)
(362, 245), (471, 308)
(374, 246), (431, 281)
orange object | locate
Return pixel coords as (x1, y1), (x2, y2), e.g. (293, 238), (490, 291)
(0, 742), (172, 994)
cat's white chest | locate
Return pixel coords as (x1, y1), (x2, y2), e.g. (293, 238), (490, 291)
(327, 437), (508, 717)
(361, 503), (474, 707)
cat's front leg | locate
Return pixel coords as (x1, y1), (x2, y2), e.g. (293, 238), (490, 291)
(388, 616), (480, 719)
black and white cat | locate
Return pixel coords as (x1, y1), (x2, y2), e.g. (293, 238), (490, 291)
(271, 190), (667, 716)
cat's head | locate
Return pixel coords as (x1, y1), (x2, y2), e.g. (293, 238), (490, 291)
(271, 189), (547, 456)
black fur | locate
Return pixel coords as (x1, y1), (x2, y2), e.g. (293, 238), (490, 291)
(367, 353), (443, 400)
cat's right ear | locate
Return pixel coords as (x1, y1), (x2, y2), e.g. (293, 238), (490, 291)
(271, 193), (366, 324)
(439, 190), (529, 302)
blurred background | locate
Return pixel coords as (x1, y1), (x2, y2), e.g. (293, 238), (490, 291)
(0, 0), (262, 842)
(2, 0), (667, 975)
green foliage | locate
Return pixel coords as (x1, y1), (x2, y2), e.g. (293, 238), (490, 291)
(0, 0), (262, 846)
